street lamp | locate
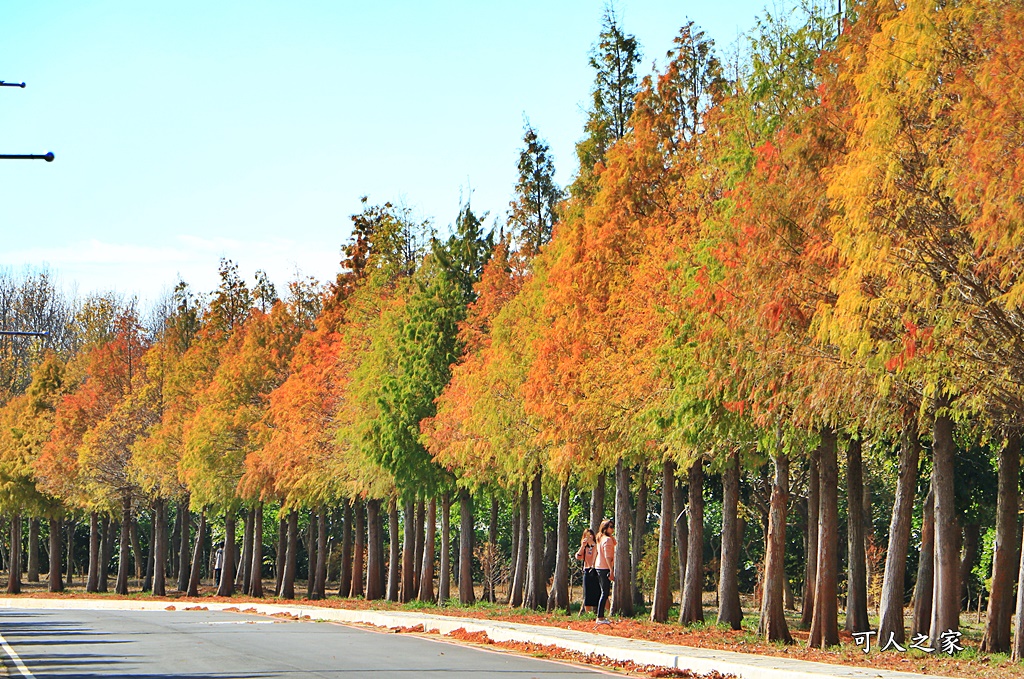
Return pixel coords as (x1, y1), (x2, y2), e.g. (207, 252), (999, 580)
(2, 79), (53, 162)
(0, 331), (49, 337)
(0, 153), (53, 162)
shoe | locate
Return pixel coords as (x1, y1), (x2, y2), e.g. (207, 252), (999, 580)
(595, 618), (611, 625)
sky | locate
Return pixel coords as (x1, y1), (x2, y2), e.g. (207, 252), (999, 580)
(0, 0), (772, 307)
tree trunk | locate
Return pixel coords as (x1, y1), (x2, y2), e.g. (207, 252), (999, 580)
(759, 452), (792, 642)
(878, 424), (921, 646)
(652, 460), (675, 623)
(459, 488), (476, 605)
(863, 477), (875, 612)
(484, 493), (498, 602)
(313, 506), (327, 599)
(525, 470), (547, 609)
(250, 502), (264, 598)
(352, 500), (365, 597)
(547, 480), (570, 612)
(387, 499), (401, 601)
(681, 459), (704, 624)
(510, 482), (528, 606)
(543, 526), (557, 583)
(380, 518), (387, 598)
(1012, 498), (1024, 661)
(590, 473), (606, 534)
(438, 492), (451, 604)
(273, 514), (285, 594)
(929, 400), (959, 647)
(279, 510), (298, 599)
(366, 499), (384, 600)
(216, 510), (235, 597)
(240, 508), (254, 596)
(912, 485), (935, 636)
(144, 509), (155, 592)
(509, 490), (520, 603)
(130, 515), (143, 580)
(153, 499), (167, 596)
(719, 451), (743, 629)
(86, 512), (100, 592)
(613, 459), (634, 616)
(800, 445), (819, 628)
(177, 503), (191, 593)
(983, 434), (1019, 653)
(187, 510), (205, 596)
(959, 522), (980, 607)
(376, 514), (386, 596)
(65, 518), (75, 587)
(419, 497), (436, 602)
(26, 518), (39, 582)
(47, 515), (62, 593)
(675, 481), (688, 605)
(305, 510), (316, 599)
(413, 498), (425, 597)
(845, 437), (868, 633)
(401, 497), (415, 602)
(100, 515), (114, 592)
(339, 500), (353, 597)
(631, 466), (648, 608)
(170, 504), (181, 583)
(116, 496), (131, 595)
(809, 427), (839, 648)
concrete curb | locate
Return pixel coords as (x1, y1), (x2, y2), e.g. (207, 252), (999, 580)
(0, 598), (954, 679)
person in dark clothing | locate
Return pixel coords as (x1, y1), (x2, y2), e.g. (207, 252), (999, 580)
(575, 528), (599, 614)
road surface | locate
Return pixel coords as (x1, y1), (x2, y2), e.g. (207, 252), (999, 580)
(0, 608), (612, 678)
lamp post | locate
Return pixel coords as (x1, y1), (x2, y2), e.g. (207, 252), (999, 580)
(0, 153), (53, 162)
(0, 331), (49, 337)
(2, 79), (54, 162)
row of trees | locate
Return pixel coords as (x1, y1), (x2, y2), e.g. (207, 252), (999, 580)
(3, 0), (1024, 658)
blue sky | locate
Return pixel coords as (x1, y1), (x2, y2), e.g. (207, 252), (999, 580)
(1, 1), (772, 305)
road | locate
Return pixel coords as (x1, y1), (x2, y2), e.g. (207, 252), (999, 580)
(0, 608), (612, 678)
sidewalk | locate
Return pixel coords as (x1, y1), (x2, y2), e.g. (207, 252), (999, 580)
(0, 597), (954, 679)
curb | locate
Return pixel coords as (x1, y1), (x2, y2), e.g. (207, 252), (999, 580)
(0, 598), (954, 679)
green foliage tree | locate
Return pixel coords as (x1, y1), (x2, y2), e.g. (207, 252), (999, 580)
(508, 123), (562, 254)
(572, 7), (642, 200)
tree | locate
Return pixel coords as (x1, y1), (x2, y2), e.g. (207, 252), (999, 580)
(571, 6), (641, 200)
(508, 123), (562, 254)
(34, 301), (149, 595)
(0, 269), (76, 401)
(181, 297), (301, 597)
(131, 281), (202, 593)
(366, 203), (491, 601)
(0, 353), (66, 593)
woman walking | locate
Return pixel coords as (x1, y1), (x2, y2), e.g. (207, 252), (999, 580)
(595, 519), (615, 625)
(575, 528), (598, 615)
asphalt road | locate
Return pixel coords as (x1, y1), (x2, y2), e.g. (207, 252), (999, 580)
(0, 608), (612, 679)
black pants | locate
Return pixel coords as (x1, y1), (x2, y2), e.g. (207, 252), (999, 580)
(582, 568), (600, 607)
(596, 568), (612, 618)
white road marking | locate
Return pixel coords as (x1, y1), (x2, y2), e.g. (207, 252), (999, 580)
(199, 620), (278, 625)
(0, 629), (34, 677)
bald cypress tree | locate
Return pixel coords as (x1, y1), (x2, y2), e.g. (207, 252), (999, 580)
(572, 7), (641, 200)
(508, 123), (562, 255)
